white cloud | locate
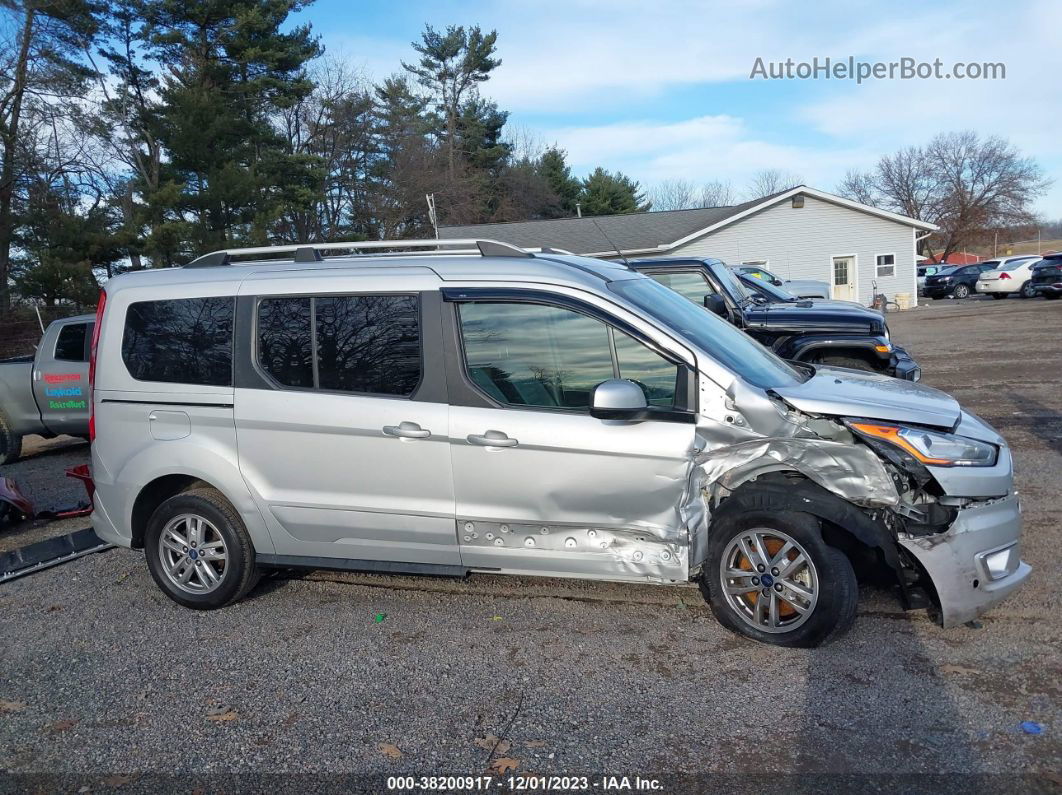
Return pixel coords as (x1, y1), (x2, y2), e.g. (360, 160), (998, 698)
(540, 114), (880, 197)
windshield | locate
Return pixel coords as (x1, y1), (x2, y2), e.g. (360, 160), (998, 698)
(737, 272), (794, 301)
(609, 277), (805, 389)
(936, 266), (958, 275)
(711, 264), (752, 302)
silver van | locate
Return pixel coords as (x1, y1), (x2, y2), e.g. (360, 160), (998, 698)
(89, 240), (1029, 647)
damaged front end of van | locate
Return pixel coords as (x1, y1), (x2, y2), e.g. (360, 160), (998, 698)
(685, 366), (1031, 629)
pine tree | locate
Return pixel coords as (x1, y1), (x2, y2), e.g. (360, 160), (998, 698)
(538, 147), (582, 217)
(580, 167), (651, 216)
(0, 0), (102, 312)
(402, 24), (500, 179)
(144, 0), (322, 258)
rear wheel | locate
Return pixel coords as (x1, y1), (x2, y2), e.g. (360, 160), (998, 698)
(144, 487), (259, 609)
(701, 511), (858, 647)
(0, 410), (22, 466)
(953, 284), (971, 299)
(1019, 281), (1036, 299)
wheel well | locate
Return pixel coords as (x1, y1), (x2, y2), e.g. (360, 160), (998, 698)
(130, 475), (209, 548)
(810, 348), (880, 368)
(715, 472), (903, 581)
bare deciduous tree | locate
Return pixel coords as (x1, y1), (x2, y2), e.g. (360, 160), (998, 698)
(651, 178), (736, 211)
(745, 169), (803, 200)
(650, 179), (699, 211)
(699, 179), (734, 207)
(838, 131), (1049, 259)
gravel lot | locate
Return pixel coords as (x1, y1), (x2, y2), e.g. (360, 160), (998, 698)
(1, 295), (1060, 792)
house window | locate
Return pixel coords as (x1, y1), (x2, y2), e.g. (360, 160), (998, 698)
(876, 254), (896, 278)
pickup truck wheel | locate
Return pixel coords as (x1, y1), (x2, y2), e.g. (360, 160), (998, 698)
(700, 510), (858, 647)
(144, 487), (259, 610)
(0, 411), (22, 465)
(817, 354), (877, 373)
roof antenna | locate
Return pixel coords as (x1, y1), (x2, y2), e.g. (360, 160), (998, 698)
(591, 218), (629, 267)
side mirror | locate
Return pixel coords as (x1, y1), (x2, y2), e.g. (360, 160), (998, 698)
(590, 378), (648, 420)
(703, 293), (728, 317)
(772, 278), (784, 286)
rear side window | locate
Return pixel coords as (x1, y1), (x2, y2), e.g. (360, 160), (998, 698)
(54, 322), (90, 362)
(316, 295), (420, 395)
(122, 298), (234, 386)
(258, 297), (313, 387)
(255, 294), (421, 397)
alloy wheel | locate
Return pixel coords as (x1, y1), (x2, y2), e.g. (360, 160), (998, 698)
(157, 513), (229, 595)
(719, 528), (819, 634)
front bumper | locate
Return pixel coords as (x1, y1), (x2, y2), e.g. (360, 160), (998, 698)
(898, 493), (1030, 628)
(887, 346), (921, 381)
(922, 284), (953, 298)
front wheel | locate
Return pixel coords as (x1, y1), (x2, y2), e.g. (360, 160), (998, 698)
(701, 511), (858, 647)
(144, 486), (260, 609)
(953, 284), (971, 299)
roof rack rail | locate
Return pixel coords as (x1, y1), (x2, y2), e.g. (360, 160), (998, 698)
(185, 238), (533, 268)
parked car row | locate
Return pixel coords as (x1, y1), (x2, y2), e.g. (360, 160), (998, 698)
(920, 254), (1062, 300)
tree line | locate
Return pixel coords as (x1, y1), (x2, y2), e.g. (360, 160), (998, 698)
(0, 1), (1051, 313)
(0, 0), (653, 313)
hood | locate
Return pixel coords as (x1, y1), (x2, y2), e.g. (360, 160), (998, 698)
(770, 366), (961, 428)
(752, 301), (882, 333)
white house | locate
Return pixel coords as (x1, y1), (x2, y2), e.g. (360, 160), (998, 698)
(440, 186), (938, 306)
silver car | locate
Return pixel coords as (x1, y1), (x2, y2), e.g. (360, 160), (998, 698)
(89, 239), (1029, 647)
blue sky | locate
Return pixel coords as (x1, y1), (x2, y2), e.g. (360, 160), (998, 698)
(300, 0), (1062, 217)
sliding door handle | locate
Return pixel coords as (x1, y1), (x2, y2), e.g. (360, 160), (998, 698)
(383, 421), (431, 439)
(467, 430), (518, 448)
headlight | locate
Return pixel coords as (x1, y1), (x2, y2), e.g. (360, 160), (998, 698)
(848, 422), (997, 467)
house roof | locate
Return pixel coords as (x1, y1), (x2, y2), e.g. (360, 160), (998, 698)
(439, 185), (939, 256)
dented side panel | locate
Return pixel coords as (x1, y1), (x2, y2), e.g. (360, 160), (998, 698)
(450, 404), (695, 581)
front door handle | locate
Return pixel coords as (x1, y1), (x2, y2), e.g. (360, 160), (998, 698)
(467, 430), (518, 448)
(383, 421), (431, 439)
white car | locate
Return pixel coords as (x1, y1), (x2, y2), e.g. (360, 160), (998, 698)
(976, 255), (1043, 299)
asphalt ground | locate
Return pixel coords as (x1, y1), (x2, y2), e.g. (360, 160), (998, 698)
(1, 294), (1060, 793)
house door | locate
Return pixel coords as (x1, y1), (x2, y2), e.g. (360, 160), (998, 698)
(832, 256), (857, 300)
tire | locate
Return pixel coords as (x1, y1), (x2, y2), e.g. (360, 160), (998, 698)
(144, 486), (260, 609)
(817, 354), (877, 373)
(990, 293), (1007, 299)
(0, 410), (22, 466)
(1019, 281), (1036, 299)
(700, 510), (858, 647)
(953, 284), (971, 299)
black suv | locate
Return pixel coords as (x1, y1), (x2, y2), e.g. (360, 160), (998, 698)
(629, 257), (921, 380)
(922, 263), (996, 299)
(1031, 254), (1062, 299)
